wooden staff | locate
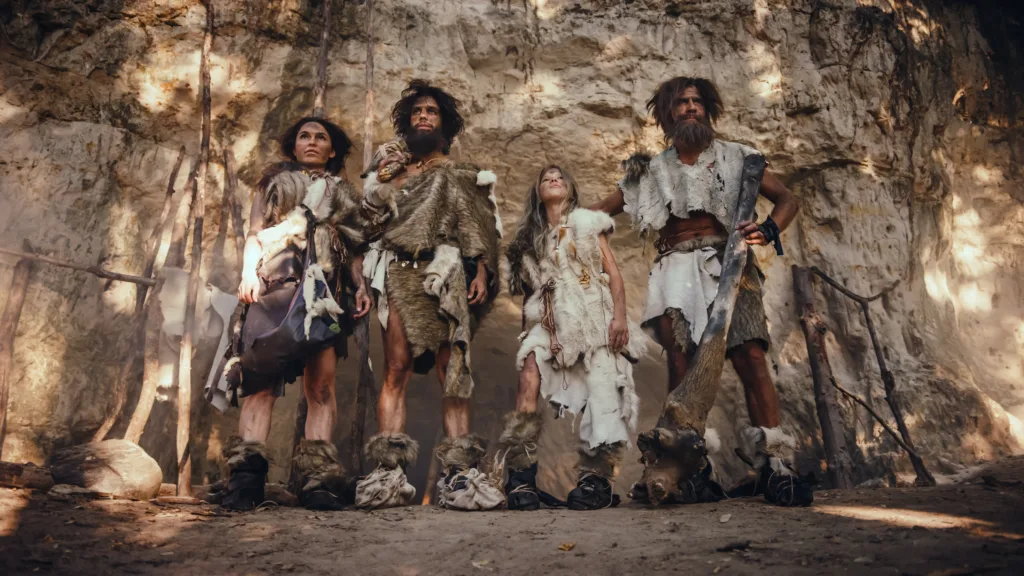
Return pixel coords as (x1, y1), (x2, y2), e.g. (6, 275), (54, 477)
(0, 248), (156, 287)
(92, 147), (187, 442)
(349, 0), (377, 474)
(792, 265), (854, 489)
(311, 0), (333, 118)
(659, 155), (765, 430)
(809, 266), (935, 486)
(223, 150), (244, 272)
(0, 247), (34, 459)
(176, 0), (214, 497)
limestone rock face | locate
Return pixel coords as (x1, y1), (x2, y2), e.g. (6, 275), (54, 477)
(1, 0), (1022, 492)
(48, 440), (163, 500)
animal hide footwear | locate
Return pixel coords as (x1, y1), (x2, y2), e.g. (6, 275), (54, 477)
(577, 441), (626, 479)
(364, 432), (419, 470)
(497, 411), (543, 470)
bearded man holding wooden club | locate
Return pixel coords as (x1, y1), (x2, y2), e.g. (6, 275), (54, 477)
(592, 76), (813, 507)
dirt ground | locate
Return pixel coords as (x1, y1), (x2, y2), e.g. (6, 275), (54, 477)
(1, 458), (1022, 575)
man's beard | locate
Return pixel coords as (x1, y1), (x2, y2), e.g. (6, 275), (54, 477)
(405, 127), (446, 158)
(671, 116), (715, 150)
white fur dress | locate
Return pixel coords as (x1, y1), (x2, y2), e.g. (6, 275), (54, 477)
(514, 209), (646, 449)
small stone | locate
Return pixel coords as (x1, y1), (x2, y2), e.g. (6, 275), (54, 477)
(719, 514), (732, 523)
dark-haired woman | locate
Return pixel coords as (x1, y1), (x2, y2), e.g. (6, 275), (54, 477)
(215, 117), (379, 511)
(500, 165), (646, 510)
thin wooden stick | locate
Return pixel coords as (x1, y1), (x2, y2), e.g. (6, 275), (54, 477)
(312, 0), (333, 118)
(0, 247), (156, 287)
(177, 0), (214, 497)
(168, 159), (200, 268)
(810, 266), (935, 486)
(792, 265), (854, 489)
(831, 379), (922, 461)
(138, 146), (187, 309)
(349, 0), (377, 473)
(362, 0), (375, 170)
(223, 150), (245, 272)
(93, 148), (186, 442)
(0, 251), (34, 459)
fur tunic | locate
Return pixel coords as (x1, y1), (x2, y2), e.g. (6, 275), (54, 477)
(508, 208), (645, 449)
(363, 161), (501, 399)
(209, 164), (369, 404)
(618, 139), (758, 236)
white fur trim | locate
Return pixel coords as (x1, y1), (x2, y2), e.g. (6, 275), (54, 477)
(704, 428), (721, 454)
(302, 263), (345, 338)
(476, 170), (497, 186)
(422, 244), (462, 297)
(476, 170), (503, 239)
(256, 208), (307, 262)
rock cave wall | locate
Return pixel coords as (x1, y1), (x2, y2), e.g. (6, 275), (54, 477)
(1, 0), (1022, 495)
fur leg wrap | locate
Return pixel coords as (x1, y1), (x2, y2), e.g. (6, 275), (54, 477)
(739, 426), (797, 474)
(221, 439), (270, 510)
(291, 440), (351, 508)
(497, 411), (543, 471)
(436, 434), (488, 470)
(577, 441), (626, 479)
(364, 432), (419, 470)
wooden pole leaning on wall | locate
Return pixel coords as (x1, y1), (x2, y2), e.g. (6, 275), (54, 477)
(0, 244), (35, 460)
(93, 146), (188, 443)
(0, 248), (156, 287)
(792, 266), (855, 489)
(176, 0), (214, 498)
(224, 150), (245, 272)
(809, 266), (936, 486)
(349, 0), (377, 474)
(311, 0), (333, 118)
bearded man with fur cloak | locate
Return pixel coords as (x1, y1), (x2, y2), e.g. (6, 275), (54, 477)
(500, 165), (646, 510)
(592, 77), (813, 507)
(211, 117), (378, 511)
(355, 80), (504, 510)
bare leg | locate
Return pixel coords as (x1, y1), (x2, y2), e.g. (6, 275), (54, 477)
(303, 346), (338, 441)
(728, 341), (781, 428)
(516, 352), (541, 413)
(378, 301), (413, 434)
(436, 343), (470, 437)
(238, 388), (276, 442)
(654, 314), (690, 394)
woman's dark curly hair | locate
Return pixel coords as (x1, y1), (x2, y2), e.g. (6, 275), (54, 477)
(279, 116), (352, 175)
(646, 77), (724, 141)
(390, 79), (465, 155)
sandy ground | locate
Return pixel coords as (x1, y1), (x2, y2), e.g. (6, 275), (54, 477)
(1, 458), (1023, 575)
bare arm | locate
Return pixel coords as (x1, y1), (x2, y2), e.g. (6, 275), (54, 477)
(590, 187), (626, 216)
(238, 191), (266, 303)
(599, 233), (629, 351)
(736, 170), (799, 247)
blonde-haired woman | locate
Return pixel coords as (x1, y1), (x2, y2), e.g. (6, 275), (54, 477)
(500, 165), (645, 510)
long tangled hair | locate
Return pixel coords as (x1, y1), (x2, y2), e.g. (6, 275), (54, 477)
(390, 79), (465, 155)
(507, 165), (582, 262)
(646, 76), (724, 142)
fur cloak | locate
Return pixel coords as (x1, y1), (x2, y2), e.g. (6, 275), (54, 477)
(507, 208), (645, 449)
(363, 161), (502, 399)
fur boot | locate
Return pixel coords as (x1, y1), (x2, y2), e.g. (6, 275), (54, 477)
(497, 411), (544, 510)
(221, 439), (269, 510)
(290, 439), (352, 510)
(435, 434), (504, 511)
(569, 442), (625, 510)
(436, 433), (488, 470)
(734, 426), (814, 507)
(498, 411), (543, 470)
(364, 432), (419, 470)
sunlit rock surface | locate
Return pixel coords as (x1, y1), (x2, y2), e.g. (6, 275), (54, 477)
(1, 0), (1021, 495)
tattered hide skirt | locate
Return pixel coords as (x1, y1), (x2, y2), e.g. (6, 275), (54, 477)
(642, 237), (771, 354)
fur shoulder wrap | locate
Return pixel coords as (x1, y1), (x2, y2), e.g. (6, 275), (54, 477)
(257, 163), (369, 274)
(617, 140), (760, 234)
